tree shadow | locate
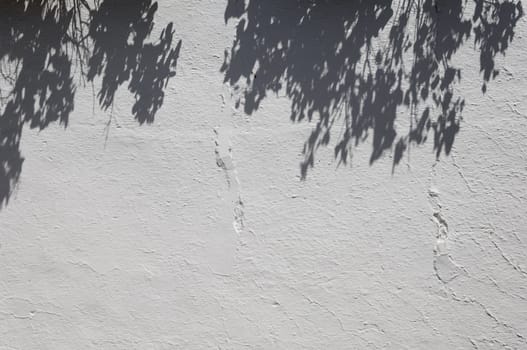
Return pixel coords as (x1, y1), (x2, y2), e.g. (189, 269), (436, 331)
(222, 0), (523, 178)
(0, 0), (182, 207)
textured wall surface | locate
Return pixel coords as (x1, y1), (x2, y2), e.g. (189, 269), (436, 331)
(1, 1), (526, 349)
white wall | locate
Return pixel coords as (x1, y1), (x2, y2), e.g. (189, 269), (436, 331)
(1, 1), (527, 349)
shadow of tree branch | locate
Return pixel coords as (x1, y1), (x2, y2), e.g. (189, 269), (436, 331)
(0, 0), (182, 207)
(222, 0), (522, 178)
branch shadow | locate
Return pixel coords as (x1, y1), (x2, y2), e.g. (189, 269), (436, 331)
(0, 0), (181, 207)
(222, 0), (523, 178)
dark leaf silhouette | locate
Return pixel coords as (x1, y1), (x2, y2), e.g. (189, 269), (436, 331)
(222, 0), (522, 178)
(0, 0), (182, 206)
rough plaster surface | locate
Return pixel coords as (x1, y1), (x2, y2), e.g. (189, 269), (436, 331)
(1, 1), (527, 349)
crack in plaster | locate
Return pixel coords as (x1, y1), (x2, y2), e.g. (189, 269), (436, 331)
(213, 128), (245, 234)
(451, 153), (475, 194)
(488, 232), (527, 279)
(427, 161), (455, 284)
(425, 162), (525, 345)
(450, 292), (527, 344)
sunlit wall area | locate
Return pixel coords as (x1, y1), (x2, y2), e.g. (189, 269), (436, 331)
(1, 1), (526, 348)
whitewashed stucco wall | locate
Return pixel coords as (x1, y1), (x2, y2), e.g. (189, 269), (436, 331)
(1, 1), (527, 349)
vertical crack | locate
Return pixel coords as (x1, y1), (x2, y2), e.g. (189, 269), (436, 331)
(213, 127), (245, 234)
(428, 161), (463, 284)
